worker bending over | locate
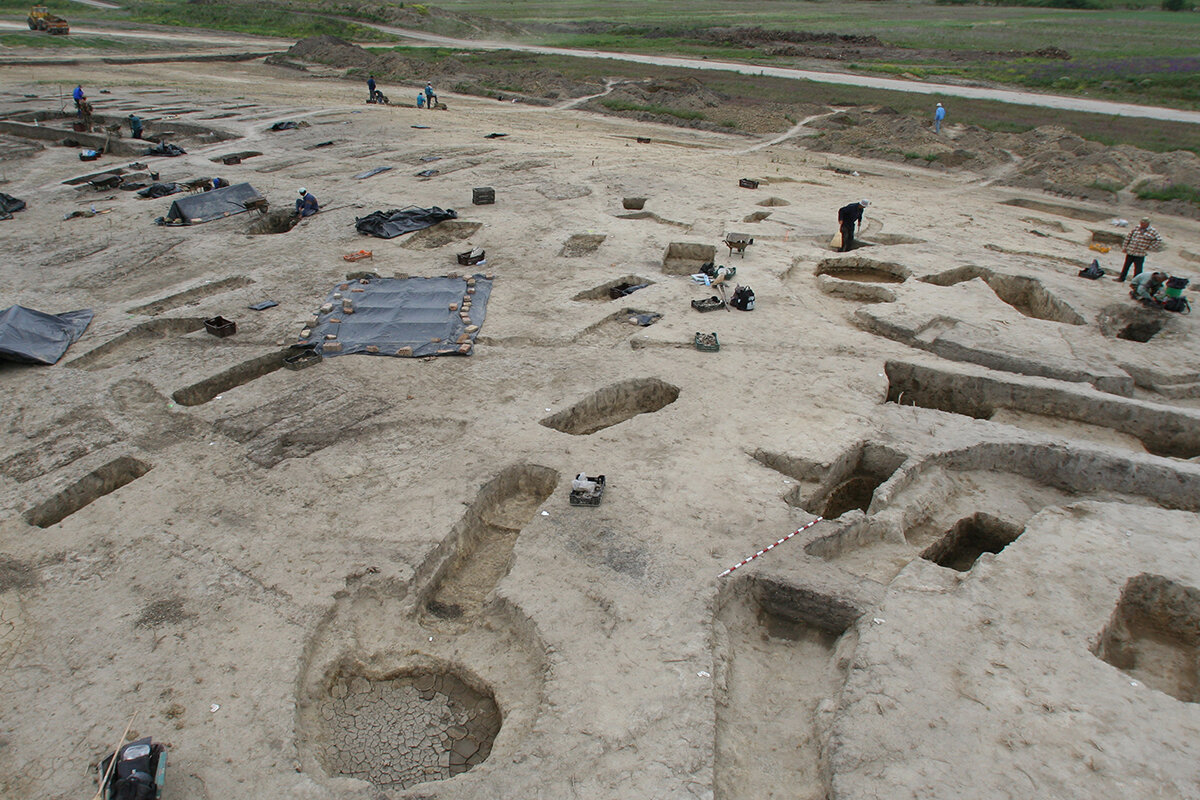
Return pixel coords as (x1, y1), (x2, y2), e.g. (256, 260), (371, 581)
(295, 187), (320, 217)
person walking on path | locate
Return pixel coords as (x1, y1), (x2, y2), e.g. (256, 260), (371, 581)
(367, 75), (376, 103)
(1116, 217), (1164, 282)
(934, 102), (946, 133)
(837, 199), (869, 252)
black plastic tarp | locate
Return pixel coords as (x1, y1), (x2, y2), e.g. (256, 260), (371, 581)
(0, 193), (26, 220)
(354, 206), (457, 239)
(304, 275), (491, 358)
(165, 182), (264, 224)
(0, 306), (93, 364)
(138, 182), (181, 199)
(145, 142), (186, 157)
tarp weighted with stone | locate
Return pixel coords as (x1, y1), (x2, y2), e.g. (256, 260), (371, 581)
(165, 182), (265, 224)
(355, 206), (457, 239)
(304, 276), (491, 358)
(0, 305), (93, 364)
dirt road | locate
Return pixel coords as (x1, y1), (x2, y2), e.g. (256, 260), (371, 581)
(367, 22), (1200, 126)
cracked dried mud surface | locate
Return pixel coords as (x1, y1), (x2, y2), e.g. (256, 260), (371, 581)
(0, 55), (1199, 800)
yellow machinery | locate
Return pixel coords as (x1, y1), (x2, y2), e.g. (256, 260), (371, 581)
(27, 6), (70, 34)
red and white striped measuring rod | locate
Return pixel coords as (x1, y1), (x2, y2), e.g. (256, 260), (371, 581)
(717, 517), (824, 578)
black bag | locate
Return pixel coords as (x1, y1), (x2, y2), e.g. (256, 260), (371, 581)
(730, 285), (755, 311)
(1078, 259), (1104, 280)
(1164, 296), (1190, 313)
(113, 772), (156, 800)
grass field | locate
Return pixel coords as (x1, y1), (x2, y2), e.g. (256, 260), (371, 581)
(374, 45), (1200, 154)
(2, 0), (1198, 111)
(412, 0), (1200, 109)
(0, 0), (397, 42)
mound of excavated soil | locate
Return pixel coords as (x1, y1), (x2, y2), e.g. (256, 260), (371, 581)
(285, 35), (376, 69)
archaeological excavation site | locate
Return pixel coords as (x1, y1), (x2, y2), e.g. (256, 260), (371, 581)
(0, 47), (1199, 800)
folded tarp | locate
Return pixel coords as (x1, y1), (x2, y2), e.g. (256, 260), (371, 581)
(304, 275), (491, 358)
(269, 121), (299, 131)
(137, 182), (182, 199)
(355, 206), (457, 239)
(165, 182), (264, 224)
(0, 305), (93, 364)
(145, 142), (186, 157)
(0, 193), (26, 220)
(354, 166), (392, 180)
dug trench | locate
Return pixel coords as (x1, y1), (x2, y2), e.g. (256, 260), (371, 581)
(572, 308), (663, 346)
(540, 378), (680, 435)
(884, 360), (1200, 459)
(1094, 573), (1200, 704)
(784, 441), (908, 521)
(23, 455), (151, 529)
(68, 318), (208, 371)
(172, 350), (290, 407)
(571, 275), (654, 302)
(126, 276), (255, 316)
(415, 465), (559, 623)
(803, 440), (1200, 585)
(814, 256), (909, 285)
(713, 575), (858, 800)
(247, 209), (301, 235)
(295, 465), (556, 792)
(919, 266), (1086, 325)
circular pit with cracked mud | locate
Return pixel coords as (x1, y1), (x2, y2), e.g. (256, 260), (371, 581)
(312, 665), (502, 790)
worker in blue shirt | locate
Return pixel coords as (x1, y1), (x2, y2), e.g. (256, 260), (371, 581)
(424, 82), (437, 109)
(367, 75), (376, 103)
(934, 102), (946, 134)
(295, 187), (319, 217)
(73, 84), (86, 115)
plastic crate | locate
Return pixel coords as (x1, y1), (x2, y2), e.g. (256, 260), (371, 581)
(694, 332), (720, 352)
(739, 178), (759, 189)
(284, 348), (322, 371)
(203, 316), (236, 338)
(569, 475), (606, 506)
(472, 187), (495, 205)
(691, 296), (725, 313)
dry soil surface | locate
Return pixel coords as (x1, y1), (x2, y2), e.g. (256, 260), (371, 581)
(1, 57), (1200, 800)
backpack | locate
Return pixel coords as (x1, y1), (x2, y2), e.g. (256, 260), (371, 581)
(1164, 296), (1190, 314)
(730, 285), (755, 311)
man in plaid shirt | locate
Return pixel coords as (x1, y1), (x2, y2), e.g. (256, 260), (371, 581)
(1116, 217), (1164, 282)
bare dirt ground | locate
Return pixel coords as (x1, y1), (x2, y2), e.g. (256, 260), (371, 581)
(1, 53), (1200, 800)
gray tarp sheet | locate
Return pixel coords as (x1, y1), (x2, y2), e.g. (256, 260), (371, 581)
(306, 275), (492, 358)
(166, 182), (263, 224)
(0, 305), (93, 364)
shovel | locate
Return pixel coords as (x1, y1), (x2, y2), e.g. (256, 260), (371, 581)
(716, 282), (731, 312)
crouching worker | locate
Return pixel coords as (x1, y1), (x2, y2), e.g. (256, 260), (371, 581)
(1130, 271), (1166, 306)
(128, 114), (143, 139)
(295, 187), (319, 218)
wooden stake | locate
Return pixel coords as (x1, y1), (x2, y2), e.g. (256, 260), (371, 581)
(92, 711), (138, 800)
